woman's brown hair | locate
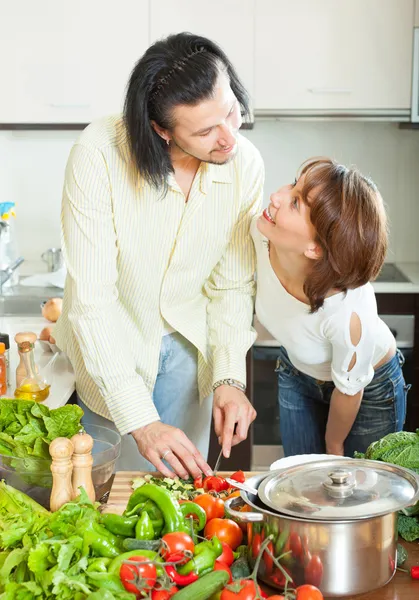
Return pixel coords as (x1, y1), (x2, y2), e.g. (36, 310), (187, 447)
(299, 158), (388, 313)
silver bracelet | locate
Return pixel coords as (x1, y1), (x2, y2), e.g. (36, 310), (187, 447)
(212, 378), (246, 393)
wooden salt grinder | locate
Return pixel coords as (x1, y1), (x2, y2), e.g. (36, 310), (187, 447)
(70, 430), (95, 502)
(49, 437), (74, 512)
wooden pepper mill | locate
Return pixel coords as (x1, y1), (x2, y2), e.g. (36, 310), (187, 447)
(70, 430), (95, 502)
(49, 437), (74, 512)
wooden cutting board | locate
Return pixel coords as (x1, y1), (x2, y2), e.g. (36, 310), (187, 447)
(107, 471), (260, 512)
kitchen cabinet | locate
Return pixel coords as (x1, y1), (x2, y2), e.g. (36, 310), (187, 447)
(254, 0), (414, 114)
(0, 0), (149, 124)
(148, 0), (255, 103)
(416, 0), (419, 25)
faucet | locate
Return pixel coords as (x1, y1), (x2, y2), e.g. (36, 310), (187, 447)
(0, 256), (24, 291)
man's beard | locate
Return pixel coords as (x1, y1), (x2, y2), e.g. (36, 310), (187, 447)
(170, 136), (237, 165)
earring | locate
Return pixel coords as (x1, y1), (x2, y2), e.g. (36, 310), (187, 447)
(166, 139), (170, 146)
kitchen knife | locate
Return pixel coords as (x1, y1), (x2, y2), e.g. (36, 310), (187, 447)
(213, 447), (223, 476)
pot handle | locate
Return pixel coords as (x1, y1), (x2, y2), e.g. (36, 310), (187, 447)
(224, 496), (264, 523)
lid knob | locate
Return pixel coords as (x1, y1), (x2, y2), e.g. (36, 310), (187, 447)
(329, 470), (350, 485)
(323, 469), (356, 498)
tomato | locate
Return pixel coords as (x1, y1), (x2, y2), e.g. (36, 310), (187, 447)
(251, 532), (262, 559)
(217, 541), (235, 566)
(193, 475), (203, 489)
(204, 518), (243, 550)
(203, 476), (230, 492)
(161, 532), (194, 564)
(267, 596), (285, 600)
(289, 532), (303, 559)
(193, 494), (225, 521)
(304, 555), (323, 588)
(220, 579), (266, 599)
(214, 560), (233, 583)
(270, 566), (294, 588)
(295, 584), (324, 600)
(151, 586), (179, 599)
(119, 555), (157, 594)
(263, 540), (274, 575)
(230, 470), (246, 483)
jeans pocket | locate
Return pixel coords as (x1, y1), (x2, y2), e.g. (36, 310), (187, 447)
(275, 357), (298, 389)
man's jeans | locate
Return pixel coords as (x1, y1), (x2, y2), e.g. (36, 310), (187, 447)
(77, 332), (213, 471)
(276, 346), (410, 457)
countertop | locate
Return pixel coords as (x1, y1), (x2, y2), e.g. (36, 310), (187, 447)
(0, 315), (75, 410)
(372, 262), (419, 294)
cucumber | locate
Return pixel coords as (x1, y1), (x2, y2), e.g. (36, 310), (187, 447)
(122, 538), (161, 552)
(172, 571), (229, 599)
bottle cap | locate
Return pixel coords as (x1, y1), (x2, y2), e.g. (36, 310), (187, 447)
(0, 334), (9, 350)
(0, 343), (5, 354)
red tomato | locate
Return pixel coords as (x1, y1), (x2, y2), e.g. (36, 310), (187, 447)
(251, 533), (262, 559)
(161, 532), (194, 564)
(203, 476), (230, 492)
(204, 518), (243, 550)
(230, 470), (246, 483)
(119, 555), (157, 594)
(289, 532), (303, 559)
(220, 579), (266, 599)
(304, 555), (323, 588)
(267, 596), (285, 600)
(214, 560), (233, 583)
(217, 541), (235, 566)
(295, 584), (324, 600)
(263, 540), (274, 575)
(193, 493), (225, 521)
(270, 566), (294, 588)
(151, 586), (178, 599)
(193, 475), (203, 489)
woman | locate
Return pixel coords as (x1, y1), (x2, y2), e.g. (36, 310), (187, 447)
(252, 158), (409, 457)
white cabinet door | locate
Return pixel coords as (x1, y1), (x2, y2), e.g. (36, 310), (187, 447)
(149, 0), (254, 102)
(255, 0), (414, 112)
(0, 0), (149, 123)
(415, 0), (419, 25)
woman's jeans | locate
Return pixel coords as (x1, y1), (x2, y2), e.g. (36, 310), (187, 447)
(276, 347), (410, 457)
(77, 332), (213, 471)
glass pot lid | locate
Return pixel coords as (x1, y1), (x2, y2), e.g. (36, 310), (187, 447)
(258, 459), (419, 520)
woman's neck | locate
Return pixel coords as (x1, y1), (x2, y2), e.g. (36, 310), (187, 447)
(269, 243), (311, 303)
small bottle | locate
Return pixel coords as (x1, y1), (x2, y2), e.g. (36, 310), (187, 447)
(15, 332), (37, 388)
(0, 343), (6, 396)
(0, 334), (10, 388)
(14, 340), (50, 402)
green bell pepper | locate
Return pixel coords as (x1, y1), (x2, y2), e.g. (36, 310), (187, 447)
(135, 511), (155, 540)
(125, 483), (190, 535)
(177, 536), (223, 577)
(87, 557), (112, 573)
(100, 513), (139, 537)
(179, 501), (207, 532)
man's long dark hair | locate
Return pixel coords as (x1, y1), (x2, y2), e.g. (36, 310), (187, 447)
(124, 32), (250, 189)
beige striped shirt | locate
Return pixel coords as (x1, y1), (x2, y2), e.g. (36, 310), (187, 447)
(55, 115), (264, 436)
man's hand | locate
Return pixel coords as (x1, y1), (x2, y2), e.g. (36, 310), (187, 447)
(131, 421), (212, 480)
(213, 385), (257, 459)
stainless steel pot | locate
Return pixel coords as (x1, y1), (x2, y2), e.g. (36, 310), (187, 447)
(224, 459), (419, 597)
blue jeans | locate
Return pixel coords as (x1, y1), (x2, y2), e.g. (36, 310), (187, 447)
(78, 332), (213, 471)
(276, 347), (409, 457)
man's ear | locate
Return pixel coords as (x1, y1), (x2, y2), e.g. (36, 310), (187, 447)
(304, 242), (323, 261)
(151, 120), (170, 144)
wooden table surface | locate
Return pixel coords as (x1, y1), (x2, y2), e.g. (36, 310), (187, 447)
(109, 472), (419, 600)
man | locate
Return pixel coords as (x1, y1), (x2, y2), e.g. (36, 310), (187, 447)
(55, 32), (264, 478)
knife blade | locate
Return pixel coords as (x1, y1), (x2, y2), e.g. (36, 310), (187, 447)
(213, 447), (223, 476)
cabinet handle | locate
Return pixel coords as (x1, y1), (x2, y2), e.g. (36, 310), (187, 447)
(48, 103), (91, 109)
(307, 88), (352, 94)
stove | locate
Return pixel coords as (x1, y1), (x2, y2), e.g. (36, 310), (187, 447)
(376, 263), (410, 283)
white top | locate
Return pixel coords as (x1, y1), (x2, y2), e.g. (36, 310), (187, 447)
(251, 219), (395, 395)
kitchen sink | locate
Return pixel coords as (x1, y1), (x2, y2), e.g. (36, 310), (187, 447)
(0, 285), (62, 317)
